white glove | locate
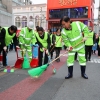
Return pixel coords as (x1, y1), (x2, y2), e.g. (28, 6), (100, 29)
(46, 49), (49, 55)
(3, 46), (7, 51)
(82, 37), (87, 42)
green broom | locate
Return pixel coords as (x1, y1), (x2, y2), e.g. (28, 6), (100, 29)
(28, 41), (83, 78)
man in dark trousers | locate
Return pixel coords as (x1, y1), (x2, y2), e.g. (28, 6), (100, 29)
(35, 27), (51, 66)
(0, 25), (19, 68)
(85, 27), (94, 61)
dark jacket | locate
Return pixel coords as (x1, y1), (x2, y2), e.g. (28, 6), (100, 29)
(0, 28), (19, 47)
(51, 34), (56, 45)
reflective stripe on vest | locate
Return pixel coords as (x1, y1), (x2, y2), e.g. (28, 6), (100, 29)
(85, 32), (93, 45)
(62, 29), (67, 36)
(55, 35), (62, 47)
(24, 28), (33, 40)
(70, 22), (82, 42)
(35, 32), (48, 52)
(72, 44), (84, 51)
(21, 27), (36, 45)
(50, 34), (52, 44)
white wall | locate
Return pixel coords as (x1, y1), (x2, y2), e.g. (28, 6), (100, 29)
(12, 4), (47, 30)
(0, 14), (12, 27)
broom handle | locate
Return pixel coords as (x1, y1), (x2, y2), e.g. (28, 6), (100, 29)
(49, 41), (83, 64)
(50, 36), (62, 53)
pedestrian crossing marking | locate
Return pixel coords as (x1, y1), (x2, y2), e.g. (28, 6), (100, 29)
(53, 53), (100, 63)
(88, 59), (100, 63)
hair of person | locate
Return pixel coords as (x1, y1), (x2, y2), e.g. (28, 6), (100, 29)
(56, 28), (62, 32)
(37, 27), (44, 32)
(36, 26), (39, 30)
(10, 25), (17, 33)
(60, 16), (70, 25)
(48, 29), (52, 33)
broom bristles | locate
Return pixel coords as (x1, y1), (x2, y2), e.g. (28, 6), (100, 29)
(28, 64), (48, 77)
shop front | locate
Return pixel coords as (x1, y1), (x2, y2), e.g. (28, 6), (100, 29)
(47, 0), (94, 30)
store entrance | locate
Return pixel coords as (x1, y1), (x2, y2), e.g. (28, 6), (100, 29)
(48, 21), (61, 33)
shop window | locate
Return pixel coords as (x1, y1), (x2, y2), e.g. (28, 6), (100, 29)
(15, 17), (21, 28)
(22, 16), (27, 27)
(35, 16), (39, 27)
(30, 16), (33, 21)
(49, 7), (88, 19)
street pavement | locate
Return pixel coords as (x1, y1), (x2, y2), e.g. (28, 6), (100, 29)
(0, 51), (100, 100)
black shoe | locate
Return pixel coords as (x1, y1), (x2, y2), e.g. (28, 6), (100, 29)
(57, 58), (60, 62)
(65, 66), (73, 79)
(65, 73), (73, 79)
(82, 73), (88, 79)
(81, 66), (88, 79)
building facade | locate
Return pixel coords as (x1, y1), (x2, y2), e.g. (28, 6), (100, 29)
(93, 0), (100, 33)
(0, 0), (24, 27)
(12, 4), (47, 30)
(47, 0), (95, 30)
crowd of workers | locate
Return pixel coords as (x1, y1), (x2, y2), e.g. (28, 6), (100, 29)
(0, 16), (100, 79)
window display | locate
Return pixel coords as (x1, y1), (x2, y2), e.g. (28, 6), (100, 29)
(49, 7), (88, 19)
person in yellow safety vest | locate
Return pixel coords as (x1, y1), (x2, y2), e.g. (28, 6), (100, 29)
(49, 29), (55, 59)
(0, 25), (19, 67)
(55, 28), (62, 62)
(60, 16), (89, 79)
(19, 21), (37, 62)
(85, 27), (95, 61)
(98, 35), (100, 58)
(35, 27), (51, 66)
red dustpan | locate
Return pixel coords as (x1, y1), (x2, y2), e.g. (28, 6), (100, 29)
(14, 48), (24, 69)
(30, 58), (38, 68)
(15, 58), (23, 69)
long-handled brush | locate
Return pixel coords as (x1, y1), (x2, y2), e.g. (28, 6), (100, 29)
(28, 41), (83, 78)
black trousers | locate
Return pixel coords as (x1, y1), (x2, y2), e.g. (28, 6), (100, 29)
(9, 43), (13, 51)
(0, 45), (7, 66)
(74, 52), (77, 60)
(92, 50), (95, 54)
(55, 47), (61, 59)
(85, 46), (92, 60)
(97, 45), (100, 56)
(38, 50), (48, 66)
(49, 45), (55, 59)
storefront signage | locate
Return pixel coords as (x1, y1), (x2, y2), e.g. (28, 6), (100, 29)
(59, 0), (77, 6)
